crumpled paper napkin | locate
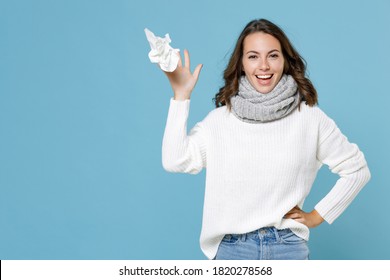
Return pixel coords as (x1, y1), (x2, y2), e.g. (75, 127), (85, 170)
(144, 28), (180, 72)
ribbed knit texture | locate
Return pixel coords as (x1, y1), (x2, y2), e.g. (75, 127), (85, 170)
(162, 98), (371, 260)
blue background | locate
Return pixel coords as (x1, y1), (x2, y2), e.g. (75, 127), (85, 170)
(1, 0), (389, 260)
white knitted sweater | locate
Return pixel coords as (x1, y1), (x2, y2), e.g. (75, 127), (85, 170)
(162, 98), (371, 259)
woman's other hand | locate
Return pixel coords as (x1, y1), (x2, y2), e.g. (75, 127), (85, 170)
(284, 206), (325, 228)
(164, 49), (203, 100)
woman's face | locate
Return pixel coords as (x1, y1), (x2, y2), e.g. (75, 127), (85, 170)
(242, 32), (285, 94)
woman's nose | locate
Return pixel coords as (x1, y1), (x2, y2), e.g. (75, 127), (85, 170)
(258, 58), (270, 70)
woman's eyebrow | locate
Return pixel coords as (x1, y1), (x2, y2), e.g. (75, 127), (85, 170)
(245, 50), (260, 54)
(245, 49), (281, 55)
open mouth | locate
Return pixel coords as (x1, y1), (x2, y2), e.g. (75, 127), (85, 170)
(255, 74), (273, 80)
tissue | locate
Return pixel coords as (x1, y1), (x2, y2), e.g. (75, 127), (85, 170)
(144, 28), (180, 72)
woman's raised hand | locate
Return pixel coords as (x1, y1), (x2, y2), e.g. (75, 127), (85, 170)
(164, 49), (203, 100)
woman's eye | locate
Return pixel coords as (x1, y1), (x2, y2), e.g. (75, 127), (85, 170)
(248, 55), (257, 59)
(269, 53), (279, 58)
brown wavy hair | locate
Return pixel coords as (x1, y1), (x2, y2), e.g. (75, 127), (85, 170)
(213, 19), (318, 109)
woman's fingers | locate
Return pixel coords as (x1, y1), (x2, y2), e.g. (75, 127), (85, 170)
(169, 50), (197, 73)
(283, 206), (323, 228)
(284, 212), (301, 219)
(177, 51), (183, 68)
(173, 49), (202, 81)
(173, 49), (188, 69)
(193, 63), (203, 81)
(285, 207), (300, 215)
(284, 206), (303, 219)
(184, 49), (190, 69)
(161, 48), (202, 99)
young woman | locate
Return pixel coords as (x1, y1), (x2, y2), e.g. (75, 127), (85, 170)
(161, 19), (371, 260)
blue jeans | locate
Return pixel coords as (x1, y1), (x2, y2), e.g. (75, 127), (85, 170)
(214, 227), (309, 260)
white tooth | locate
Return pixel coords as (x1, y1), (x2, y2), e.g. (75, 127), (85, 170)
(256, 75), (272, 79)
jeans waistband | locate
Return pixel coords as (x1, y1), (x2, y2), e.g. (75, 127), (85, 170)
(238, 227), (288, 242)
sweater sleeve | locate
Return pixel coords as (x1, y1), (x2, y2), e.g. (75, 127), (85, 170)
(162, 98), (207, 174)
(314, 111), (371, 224)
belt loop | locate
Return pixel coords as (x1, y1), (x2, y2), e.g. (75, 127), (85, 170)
(273, 227), (281, 242)
(240, 232), (247, 242)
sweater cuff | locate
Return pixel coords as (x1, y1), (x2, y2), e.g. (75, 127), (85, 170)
(169, 98), (190, 117)
(166, 98), (191, 122)
(170, 97), (190, 105)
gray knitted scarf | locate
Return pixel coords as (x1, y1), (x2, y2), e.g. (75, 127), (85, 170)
(231, 74), (300, 123)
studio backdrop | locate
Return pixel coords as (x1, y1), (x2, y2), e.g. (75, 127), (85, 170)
(0, 0), (389, 259)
